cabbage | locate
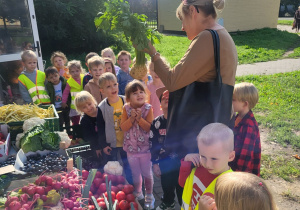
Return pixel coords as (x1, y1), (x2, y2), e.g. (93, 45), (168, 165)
(41, 130), (60, 151)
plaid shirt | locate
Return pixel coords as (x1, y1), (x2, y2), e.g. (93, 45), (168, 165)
(230, 110), (261, 176)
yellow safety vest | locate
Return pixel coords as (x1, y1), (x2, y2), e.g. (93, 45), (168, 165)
(181, 168), (233, 210)
(18, 70), (50, 105)
(67, 74), (84, 109)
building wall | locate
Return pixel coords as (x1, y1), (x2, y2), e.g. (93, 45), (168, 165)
(158, 0), (281, 32)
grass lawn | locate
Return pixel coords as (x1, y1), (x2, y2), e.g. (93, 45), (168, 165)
(154, 28), (300, 67)
(278, 20), (294, 25)
(236, 71), (300, 181)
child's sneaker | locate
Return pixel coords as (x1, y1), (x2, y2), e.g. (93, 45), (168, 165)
(156, 201), (175, 210)
(145, 194), (155, 209)
(134, 192), (144, 200)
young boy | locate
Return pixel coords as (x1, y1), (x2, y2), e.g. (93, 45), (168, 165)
(230, 82), (261, 176)
(83, 52), (99, 88)
(98, 72), (133, 184)
(150, 87), (183, 210)
(179, 123), (235, 210)
(84, 56), (105, 104)
(45, 67), (70, 133)
(50, 51), (70, 79)
(18, 50), (51, 105)
(116, 50), (133, 95)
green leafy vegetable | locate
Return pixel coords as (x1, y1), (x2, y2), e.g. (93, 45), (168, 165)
(41, 129), (60, 151)
(95, 0), (161, 80)
(20, 125), (44, 153)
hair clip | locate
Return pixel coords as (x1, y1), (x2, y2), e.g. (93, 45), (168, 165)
(259, 182), (263, 187)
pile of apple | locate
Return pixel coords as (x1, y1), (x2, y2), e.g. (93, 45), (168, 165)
(82, 170), (138, 210)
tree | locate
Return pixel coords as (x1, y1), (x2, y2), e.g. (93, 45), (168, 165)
(34, 0), (129, 55)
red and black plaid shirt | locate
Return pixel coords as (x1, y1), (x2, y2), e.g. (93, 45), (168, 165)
(230, 110), (261, 176)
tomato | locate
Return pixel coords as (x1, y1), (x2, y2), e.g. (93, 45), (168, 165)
(126, 194), (135, 203)
(123, 185), (134, 195)
(119, 200), (129, 210)
(93, 178), (103, 187)
(88, 205), (95, 210)
(111, 186), (119, 194)
(98, 183), (107, 193)
(117, 184), (124, 191)
(116, 191), (126, 201)
(104, 191), (116, 200)
(96, 171), (102, 178)
(98, 201), (107, 209)
(97, 197), (105, 202)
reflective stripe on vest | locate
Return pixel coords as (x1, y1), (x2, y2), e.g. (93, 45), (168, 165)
(18, 70), (50, 104)
(67, 74), (84, 109)
(181, 168), (233, 210)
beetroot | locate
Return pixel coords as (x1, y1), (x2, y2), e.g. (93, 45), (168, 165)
(111, 186), (119, 194)
(74, 201), (80, 207)
(33, 194), (41, 200)
(44, 185), (52, 193)
(93, 178), (102, 187)
(63, 182), (69, 189)
(52, 182), (62, 190)
(35, 178), (42, 186)
(9, 201), (22, 210)
(95, 171), (102, 178)
(20, 194), (29, 203)
(68, 184), (75, 191)
(22, 204), (30, 210)
(27, 187), (36, 196)
(116, 176), (126, 184)
(46, 176), (53, 186)
(64, 200), (74, 209)
(117, 184), (124, 191)
(41, 195), (48, 202)
(22, 186), (29, 193)
(36, 186), (45, 195)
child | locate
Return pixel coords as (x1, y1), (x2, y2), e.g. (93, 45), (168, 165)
(116, 50), (133, 95)
(84, 56), (105, 104)
(150, 87), (183, 210)
(98, 72), (133, 185)
(101, 47), (120, 74)
(75, 91), (102, 158)
(83, 52), (99, 88)
(104, 58), (116, 76)
(62, 60), (84, 125)
(230, 82), (261, 176)
(179, 123), (235, 210)
(18, 50), (51, 104)
(147, 60), (165, 118)
(200, 172), (278, 210)
(120, 80), (154, 208)
(45, 67), (70, 132)
(50, 51), (70, 79)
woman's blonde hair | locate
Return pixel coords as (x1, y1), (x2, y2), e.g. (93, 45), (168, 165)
(215, 172), (278, 210)
(101, 47), (116, 64)
(125, 80), (147, 102)
(74, 91), (97, 114)
(176, 0), (225, 20)
(67, 60), (84, 74)
(50, 51), (68, 65)
(233, 82), (259, 110)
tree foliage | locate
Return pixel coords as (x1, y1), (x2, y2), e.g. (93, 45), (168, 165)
(34, 0), (129, 56)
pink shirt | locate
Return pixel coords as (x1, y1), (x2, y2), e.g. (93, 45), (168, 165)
(147, 82), (163, 118)
(62, 78), (81, 104)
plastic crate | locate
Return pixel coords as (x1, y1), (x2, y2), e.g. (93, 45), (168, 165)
(8, 104), (59, 143)
(65, 145), (102, 171)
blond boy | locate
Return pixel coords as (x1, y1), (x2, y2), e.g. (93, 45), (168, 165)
(18, 50), (50, 104)
(84, 56), (105, 104)
(179, 123), (235, 210)
(97, 72), (133, 184)
(83, 52), (99, 88)
(230, 82), (261, 176)
(116, 50), (133, 95)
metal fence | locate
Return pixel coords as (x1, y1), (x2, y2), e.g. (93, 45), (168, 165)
(127, 0), (158, 29)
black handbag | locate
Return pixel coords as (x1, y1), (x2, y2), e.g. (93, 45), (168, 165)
(165, 29), (234, 159)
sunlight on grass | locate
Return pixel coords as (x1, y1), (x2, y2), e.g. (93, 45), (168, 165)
(278, 20), (294, 25)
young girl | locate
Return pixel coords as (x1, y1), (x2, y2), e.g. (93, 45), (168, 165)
(62, 60), (84, 125)
(75, 91), (102, 158)
(50, 51), (71, 79)
(147, 59), (166, 118)
(101, 47), (120, 75)
(199, 172), (278, 210)
(104, 58), (116, 76)
(120, 80), (154, 208)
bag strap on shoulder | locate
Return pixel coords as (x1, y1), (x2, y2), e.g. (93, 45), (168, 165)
(206, 29), (222, 84)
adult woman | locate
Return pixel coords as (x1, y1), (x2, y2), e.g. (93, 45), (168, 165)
(294, 6), (300, 32)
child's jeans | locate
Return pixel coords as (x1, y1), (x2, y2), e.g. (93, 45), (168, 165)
(127, 152), (153, 195)
(56, 107), (70, 133)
